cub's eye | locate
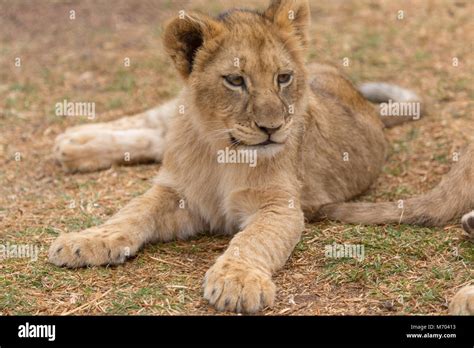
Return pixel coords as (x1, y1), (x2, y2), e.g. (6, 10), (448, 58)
(224, 75), (245, 89)
(277, 73), (293, 86)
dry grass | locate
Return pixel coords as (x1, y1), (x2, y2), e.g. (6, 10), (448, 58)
(0, 0), (472, 315)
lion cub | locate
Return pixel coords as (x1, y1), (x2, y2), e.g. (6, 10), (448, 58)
(50, 0), (473, 314)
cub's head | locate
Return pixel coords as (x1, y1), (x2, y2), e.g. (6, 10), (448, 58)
(164, 0), (310, 156)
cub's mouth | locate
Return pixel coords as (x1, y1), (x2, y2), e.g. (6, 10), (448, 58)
(255, 139), (276, 146)
(229, 133), (283, 148)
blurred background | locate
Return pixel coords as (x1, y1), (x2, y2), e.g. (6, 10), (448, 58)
(0, 0), (472, 315)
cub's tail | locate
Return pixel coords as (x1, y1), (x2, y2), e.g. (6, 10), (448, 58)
(461, 211), (474, 237)
(318, 143), (474, 228)
(358, 82), (424, 128)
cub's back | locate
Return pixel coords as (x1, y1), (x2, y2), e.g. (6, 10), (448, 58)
(299, 64), (387, 217)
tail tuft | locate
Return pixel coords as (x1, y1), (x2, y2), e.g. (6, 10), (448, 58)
(358, 82), (424, 128)
(461, 211), (474, 237)
(358, 82), (420, 104)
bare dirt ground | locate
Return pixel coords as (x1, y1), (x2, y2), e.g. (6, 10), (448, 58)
(0, 0), (472, 315)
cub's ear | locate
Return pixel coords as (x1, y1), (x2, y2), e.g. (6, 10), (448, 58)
(264, 0), (311, 48)
(163, 12), (224, 79)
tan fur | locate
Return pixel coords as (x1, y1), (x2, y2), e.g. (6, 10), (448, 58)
(449, 285), (474, 315)
(49, 0), (473, 314)
(318, 143), (474, 227)
(54, 99), (176, 172)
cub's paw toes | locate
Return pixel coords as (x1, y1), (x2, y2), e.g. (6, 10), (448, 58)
(54, 132), (112, 173)
(203, 258), (275, 313)
(461, 211), (474, 237)
(48, 229), (135, 268)
(449, 285), (474, 315)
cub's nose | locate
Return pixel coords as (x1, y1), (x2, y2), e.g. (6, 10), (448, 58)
(256, 123), (282, 135)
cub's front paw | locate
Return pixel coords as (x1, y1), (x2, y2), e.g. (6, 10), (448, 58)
(203, 258), (276, 313)
(49, 227), (136, 268)
(449, 285), (474, 315)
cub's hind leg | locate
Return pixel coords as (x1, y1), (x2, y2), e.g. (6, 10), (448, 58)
(54, 99), (177, 173)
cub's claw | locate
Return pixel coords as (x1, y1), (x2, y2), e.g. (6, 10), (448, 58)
(49, 228), (136, 268)
(203, 257), (275, 313)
